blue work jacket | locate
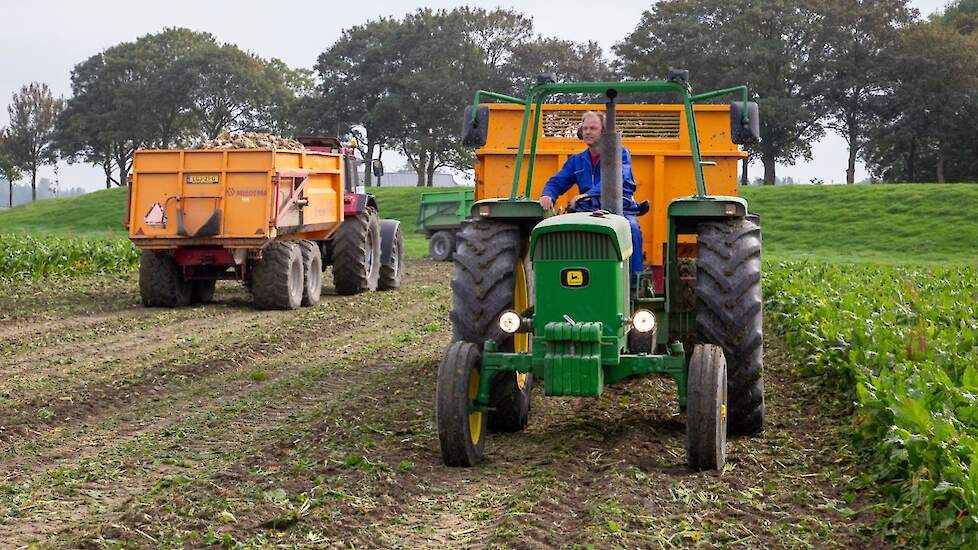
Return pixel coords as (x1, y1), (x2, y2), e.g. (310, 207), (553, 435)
(541, 147), (639, 213)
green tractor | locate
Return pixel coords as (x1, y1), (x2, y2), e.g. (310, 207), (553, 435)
(437, 73), (763, 470)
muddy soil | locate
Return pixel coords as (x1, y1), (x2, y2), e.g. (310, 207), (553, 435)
(0, 260), (882, 548)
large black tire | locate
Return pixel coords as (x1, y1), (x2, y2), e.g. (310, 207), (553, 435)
(298, 240), (322, 307)
(252, 241), (304, 310)
(686, 344), (727, 471)
(451, 220), (521, 343)
(139, 251), (191, 307)
(437, 341), (487, 467)
(190, 280), (216, 304)
(378, 222), (404, 291)
(695, 217), (764, 436)
(332, 207), (381, 295)
(429, 231), (455, 262)
(450, 220), (533, 433)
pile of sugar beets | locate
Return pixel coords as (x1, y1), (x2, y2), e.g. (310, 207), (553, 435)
(195, 131), (305, 150)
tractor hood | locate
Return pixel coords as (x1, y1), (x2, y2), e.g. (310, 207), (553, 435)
(529, 212), (633, 261)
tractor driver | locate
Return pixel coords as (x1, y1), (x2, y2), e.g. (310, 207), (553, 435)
(538, 111), (644, 282)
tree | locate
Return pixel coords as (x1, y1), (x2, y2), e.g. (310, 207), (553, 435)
(6, 82), (64, 201)
(811, 0), (914, 183)
(862, 21), (978, 182)
(940, 0), (978, 34)
(507, 37), (613, 101)
(0, 129), (23, 207)
(615, 0), (825, 184)
(57, 28), (297, 187)
(313, 17), (404, 186)
(387, 9), (491, 186)
(189, 45), (291, 138)
(55, 44), (145, 188)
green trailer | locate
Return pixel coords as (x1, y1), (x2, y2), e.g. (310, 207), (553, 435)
(416, 188), (474, 261)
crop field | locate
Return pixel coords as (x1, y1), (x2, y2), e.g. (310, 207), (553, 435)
(766, 262), (978, 547)
(1, 184), (976, 547)
(0, 261), (882, 548)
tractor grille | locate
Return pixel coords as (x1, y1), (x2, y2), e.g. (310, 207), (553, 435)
(542, 110), (681, 139)
(534, 232), (619, 261)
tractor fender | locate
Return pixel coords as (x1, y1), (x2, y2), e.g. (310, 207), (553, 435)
(343, 193), (378, 217)
(379, 219), (401, 265)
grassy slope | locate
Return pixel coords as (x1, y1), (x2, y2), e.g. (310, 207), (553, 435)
(740, 184), (978, 265)
(2, 183), (976, 264)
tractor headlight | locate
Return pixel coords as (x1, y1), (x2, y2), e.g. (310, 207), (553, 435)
(632, 309), (656, 333)
(498, 310), (522, 334)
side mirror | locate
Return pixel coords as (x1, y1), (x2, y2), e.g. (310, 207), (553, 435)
(371, 159), (384, 178)
(730, 101), (760, 145)
(461, 105), (489, 148)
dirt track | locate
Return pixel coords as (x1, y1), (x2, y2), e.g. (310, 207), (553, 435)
(0, 260), (882, 548)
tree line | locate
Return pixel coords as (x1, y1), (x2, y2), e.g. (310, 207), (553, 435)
(0, 1), (976, 203)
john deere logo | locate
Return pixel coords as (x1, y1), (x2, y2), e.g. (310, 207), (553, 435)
(561, 268), (589, 288)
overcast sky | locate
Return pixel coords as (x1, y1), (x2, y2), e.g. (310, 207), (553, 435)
(0, 0), (951, 191)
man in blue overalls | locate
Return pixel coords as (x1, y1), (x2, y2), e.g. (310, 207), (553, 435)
(538, 111), (644, 283)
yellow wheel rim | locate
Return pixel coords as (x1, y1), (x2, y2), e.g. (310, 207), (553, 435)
(514, 259), (530, 390)
(468, 367), (482, 445)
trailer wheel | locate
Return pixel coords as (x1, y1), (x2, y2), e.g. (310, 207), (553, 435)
(139, 251), (192, 307)
(696, 217), (764, 435)
(450, 220), (533, 432)
(298, 240), (322, 307)
(437, 341), (486, 467)
(252, 241), (304, 310)
(190, 280), (216, 304)
(378, 221), (404, 291)
(429, 231), (455, 262)
(686, 344), (727, 471)
(332, 207), (381, 295)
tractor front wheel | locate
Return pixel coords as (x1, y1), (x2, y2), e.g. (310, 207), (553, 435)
(686, 344), (727, 471)
(695, 217), (764, 435)
(436, 341), (487, 466)
(451, 220), (533, 432)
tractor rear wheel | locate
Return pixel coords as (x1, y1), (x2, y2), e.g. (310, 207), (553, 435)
(378, 221), (404, 291)
(686, 344), (727, 471)
(451, 220), (533, 433)
(252, 241), (304, 310)
(139, 251), (192, 307)
(299, 240), (322, 307)
(332, 207), (381, 295)
(190, 280), (216, 304)
(695, 217), (764, 435)
(437, 341), (487, 466)
(429, 230), (455, 261)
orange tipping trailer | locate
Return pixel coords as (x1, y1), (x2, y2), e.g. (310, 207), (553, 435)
(126, 137), (404, 310)
(472, 103), (746, 267)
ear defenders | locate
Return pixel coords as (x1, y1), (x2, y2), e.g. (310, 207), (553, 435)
(576, 125), (584, 140)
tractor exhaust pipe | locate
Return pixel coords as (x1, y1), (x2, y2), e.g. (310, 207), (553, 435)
(600, 90), (623, 216)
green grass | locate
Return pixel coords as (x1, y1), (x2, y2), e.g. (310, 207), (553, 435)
(2, 183), (977, 264)
(0, 186), (436, 258)
(740, 184), (978, 265)
(0, 187), (130, 238)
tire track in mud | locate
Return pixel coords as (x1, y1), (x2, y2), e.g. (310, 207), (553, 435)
(0, 261), (452, 547)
